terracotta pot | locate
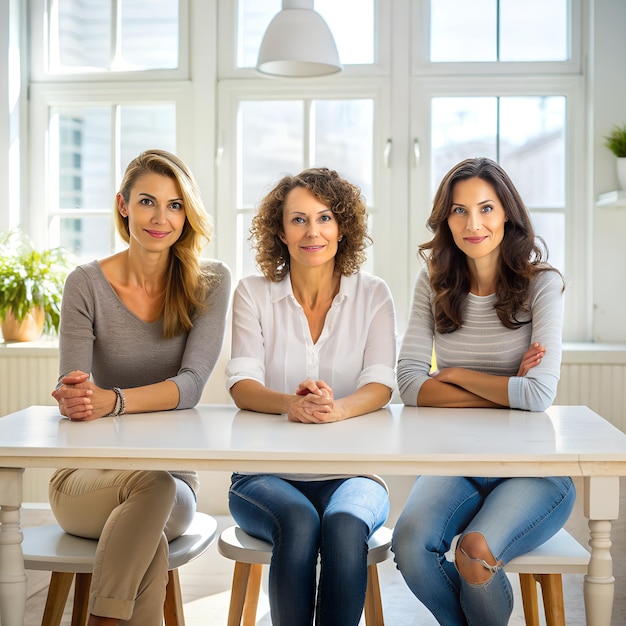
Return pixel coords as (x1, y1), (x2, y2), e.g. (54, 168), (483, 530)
(1, 308), (45, 342)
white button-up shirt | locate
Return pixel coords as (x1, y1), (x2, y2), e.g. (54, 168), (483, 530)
(226, 271), (397, 398)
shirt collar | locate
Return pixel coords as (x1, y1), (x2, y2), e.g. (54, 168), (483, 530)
(270, 272), (356, 304)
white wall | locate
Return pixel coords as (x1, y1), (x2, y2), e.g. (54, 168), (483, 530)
(592, 0), (626, 341)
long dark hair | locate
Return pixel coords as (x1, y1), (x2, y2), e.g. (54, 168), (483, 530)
(420, 157), (563, 333)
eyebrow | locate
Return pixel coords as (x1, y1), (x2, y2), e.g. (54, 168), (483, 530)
(288, 208), (333, 215)
(138, 192), (184, 203)
(451, 198), (495, 207)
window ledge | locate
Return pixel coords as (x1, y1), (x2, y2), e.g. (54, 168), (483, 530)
(562, 342), (626, 364)
(0, 337), (60, 356)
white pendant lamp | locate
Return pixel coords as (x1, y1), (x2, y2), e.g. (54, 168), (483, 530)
(256, 0), (342, 77)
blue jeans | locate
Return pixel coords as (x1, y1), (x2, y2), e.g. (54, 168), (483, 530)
(392, 475), (576, 626)
(229, 473), (390, 626)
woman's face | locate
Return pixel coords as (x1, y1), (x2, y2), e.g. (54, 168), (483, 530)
(280, 186), (340, 270)
(446, 176), (507, 263)
(117, 172), (186, 254)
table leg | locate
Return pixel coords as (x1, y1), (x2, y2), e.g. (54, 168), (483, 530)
(583, 476), (620, 626)
(0, 468), (26, 626)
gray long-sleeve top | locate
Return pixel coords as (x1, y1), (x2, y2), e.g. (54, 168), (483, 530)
(58, 259), (231, 494)
(397, 265), (564, 412)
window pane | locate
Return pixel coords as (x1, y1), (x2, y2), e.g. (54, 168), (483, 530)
(431, 97), (497, 193)
(312, 99), (374, 200)
(120, 0), (179, 69)
(430, 0), (496, 62)
(57, 0), (112, 69)
(119, 105), (177, 174)
(499, 97), (565, 208)
(237, 0), (374, 68)
(52, 107), (112, 211)
(500, 0), (568, 62)
(51, 215), (114, 260)
(54, 0), (179, 71)
(531, 212), (565, 272)
(430, 0), (569, 63)
(237, 212), (257, 279)
(239, 100), (304, 206)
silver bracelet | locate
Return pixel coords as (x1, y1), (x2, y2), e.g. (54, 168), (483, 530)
(105, 387), (126, 417)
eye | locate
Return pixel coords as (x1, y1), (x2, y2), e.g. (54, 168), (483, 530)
(481, 205), (493, 213)
(319, 214), (332, 222)
(451, 206), (465, 215)
(292, 216), (305, 224)
(140, 198), (153, 206)
(169, 202), (183, 211)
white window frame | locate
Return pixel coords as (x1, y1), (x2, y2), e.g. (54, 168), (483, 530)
(409, 75), (589, 341)
(27, 80), (194, 247)
(29, 0), (191, 82)
(216, 0), (391, 79)
(215, 78), (392, 282)
(412, 0), (583, 76)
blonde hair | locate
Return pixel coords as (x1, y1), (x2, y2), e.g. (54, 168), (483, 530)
(115, 149), (215, 337)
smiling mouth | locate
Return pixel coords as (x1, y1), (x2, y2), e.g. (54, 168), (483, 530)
(146, 230), (170, 238)
(464, 237), (488, 244)
(301, 245), (325, 252)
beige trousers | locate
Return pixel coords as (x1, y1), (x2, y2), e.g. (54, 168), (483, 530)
(49, 468), (196, 625)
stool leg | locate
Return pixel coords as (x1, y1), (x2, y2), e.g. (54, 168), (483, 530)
(536, 573), (566, 626)
(226, 561), (253, 626)
(364, 564), (384, 626)
(164, 568), (185, 626)
(242, 563), (263, 626)
(519, 573), (541, 626)
(70, 573), (91, 626)
(41, 572), (74, 626)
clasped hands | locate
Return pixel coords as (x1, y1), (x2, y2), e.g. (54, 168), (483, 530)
(288, 379), (339, 424)
(51, 370), (116, 421)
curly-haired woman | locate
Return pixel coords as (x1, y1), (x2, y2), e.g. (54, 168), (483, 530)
(226, 167), (396, 625)
(392, 157), (575, 626)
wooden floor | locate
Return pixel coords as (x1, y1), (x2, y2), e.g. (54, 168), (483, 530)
(22, 476), (626, 625)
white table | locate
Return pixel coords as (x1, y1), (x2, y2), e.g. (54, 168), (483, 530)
(1, 404), (626, 625)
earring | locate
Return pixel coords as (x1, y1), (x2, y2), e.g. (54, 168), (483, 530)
(338, 236), (343, 242)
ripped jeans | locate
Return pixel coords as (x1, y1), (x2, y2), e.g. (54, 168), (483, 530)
(392, 475), (576, 626)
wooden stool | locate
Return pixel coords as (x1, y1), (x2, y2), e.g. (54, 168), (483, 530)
(22, 512), (218, 626)
(505, 528), (590, 626)
(217, 524), (392, 626)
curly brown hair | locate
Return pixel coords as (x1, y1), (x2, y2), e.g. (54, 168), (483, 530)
(115, 149), (215, 338)
(420, 157), (563, 333)
(250, 167), (372, 281)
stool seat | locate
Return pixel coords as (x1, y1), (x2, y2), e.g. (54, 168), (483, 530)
(22, 512), (218, 626)
(505, 528), (589, 626)
(218, 523), (392, 566)
(505, 527), (590, 574)
(218, 524), (392, 626)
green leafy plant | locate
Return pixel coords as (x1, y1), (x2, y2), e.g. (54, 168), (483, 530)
(604, 124), (626, 158)
(0, 228), (74, 335)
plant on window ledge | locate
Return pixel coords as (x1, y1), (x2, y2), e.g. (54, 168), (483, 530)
(604, 124), (626, 191)
(0, 228), (74, 342)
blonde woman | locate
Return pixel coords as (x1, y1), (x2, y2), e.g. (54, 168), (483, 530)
(50, 149), (230, 626)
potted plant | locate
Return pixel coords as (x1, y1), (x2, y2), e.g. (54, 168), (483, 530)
(0, 228), (73, 342)
(604, 124), (626, 190)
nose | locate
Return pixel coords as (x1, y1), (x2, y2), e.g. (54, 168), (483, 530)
(152, 206), (167, 224)
(466, 211), (481, 232)
(306, 225), (319, 238)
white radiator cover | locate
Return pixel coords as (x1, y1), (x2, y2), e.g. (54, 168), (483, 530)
(1, 340), (625, 505)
